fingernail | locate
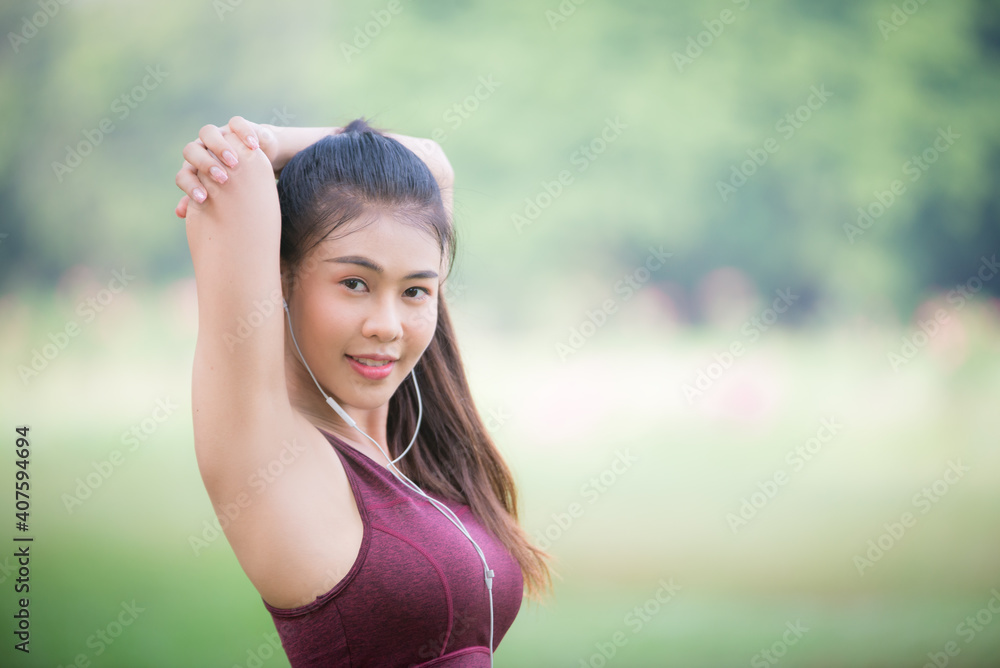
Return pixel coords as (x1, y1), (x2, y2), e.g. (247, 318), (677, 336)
(247, 134), (259, 150)
(193, 188), (207, 203)
(210, 166), (228, 183)
(222, 150), (238, 167)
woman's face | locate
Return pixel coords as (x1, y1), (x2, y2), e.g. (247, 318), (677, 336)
(284, 214), (444, 413)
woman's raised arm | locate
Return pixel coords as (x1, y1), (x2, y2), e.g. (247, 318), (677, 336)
(180, 122), (295, 492)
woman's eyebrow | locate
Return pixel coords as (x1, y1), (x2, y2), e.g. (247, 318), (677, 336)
(326, 255), (438, 280)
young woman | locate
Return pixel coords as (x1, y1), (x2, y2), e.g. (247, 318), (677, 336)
(174, 116), (552, 666)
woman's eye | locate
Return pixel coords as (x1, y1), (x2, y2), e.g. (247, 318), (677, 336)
(404, 287), (430, 299)
(342, 278), (366, 292)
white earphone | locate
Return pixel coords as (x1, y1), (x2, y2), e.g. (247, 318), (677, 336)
(282, 298), (496, 665)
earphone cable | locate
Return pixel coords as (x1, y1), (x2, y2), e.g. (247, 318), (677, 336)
(282, 300), (495, 666)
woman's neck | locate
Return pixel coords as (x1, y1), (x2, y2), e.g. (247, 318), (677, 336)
(284, 357), (393, 466)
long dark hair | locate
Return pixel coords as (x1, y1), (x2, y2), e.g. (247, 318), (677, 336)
(276, 118), (554, 601)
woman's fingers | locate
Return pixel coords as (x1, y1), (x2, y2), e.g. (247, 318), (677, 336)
(185, 119), (261, 187)
(255, 125), (279, 166)
(175, 118), (265, 216)
(223, 117), (281, 169)
(175, 195), (190, 219)
(182, 136), (229, 186)
(175, 160), (208, 206)
(225, 116), (261, 151)
(196, 123), (237, 179)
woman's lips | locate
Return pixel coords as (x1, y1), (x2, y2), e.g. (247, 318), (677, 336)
(345, 355), (396, 380)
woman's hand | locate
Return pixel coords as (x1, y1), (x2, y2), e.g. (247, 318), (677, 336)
(386, 134), (454, 220)
(180, 128), (280, 233)
(174, 117), (455, 223)
(386, 134), (454, 189)
(174, 116), (280, 218)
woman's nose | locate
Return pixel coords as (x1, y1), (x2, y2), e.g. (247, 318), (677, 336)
(361, 296), (403, 341)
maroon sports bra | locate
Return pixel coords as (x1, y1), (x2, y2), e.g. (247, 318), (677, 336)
(262, 427), (524, 666)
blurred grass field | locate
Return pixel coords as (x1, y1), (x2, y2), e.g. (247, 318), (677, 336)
(2, 283), (999, 667)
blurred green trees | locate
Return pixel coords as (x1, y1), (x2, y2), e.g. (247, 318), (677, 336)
(1, 0), (998, 319)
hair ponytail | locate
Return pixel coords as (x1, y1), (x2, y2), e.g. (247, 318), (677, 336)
(388, 295), (554, 600)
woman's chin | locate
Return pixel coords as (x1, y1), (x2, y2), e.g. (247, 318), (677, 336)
(335, 382), (405, 412)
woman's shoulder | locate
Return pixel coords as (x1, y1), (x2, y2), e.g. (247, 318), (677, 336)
(210, 410), (369, 610)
